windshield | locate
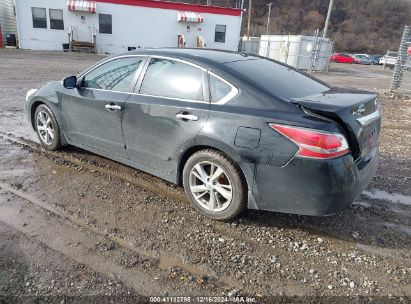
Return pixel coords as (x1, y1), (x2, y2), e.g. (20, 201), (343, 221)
(224, 58), (329, 99)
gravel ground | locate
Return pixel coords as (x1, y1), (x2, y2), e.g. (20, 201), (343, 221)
(0, 49), (410, 303)
(0, 222), (139, 303)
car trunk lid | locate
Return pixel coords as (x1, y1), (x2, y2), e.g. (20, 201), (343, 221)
(291, 88), (381, 159)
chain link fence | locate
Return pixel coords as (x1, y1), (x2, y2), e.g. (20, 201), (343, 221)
(239, 33), (333, 73)
(390, 25), (411, 94)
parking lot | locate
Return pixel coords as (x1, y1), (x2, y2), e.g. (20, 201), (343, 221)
(0, 49), (410, 302)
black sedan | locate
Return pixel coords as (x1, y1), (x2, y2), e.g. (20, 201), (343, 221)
(25, 49), (381, 220)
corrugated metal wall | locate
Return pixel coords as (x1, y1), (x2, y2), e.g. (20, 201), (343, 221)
(0, 0), (18, 47)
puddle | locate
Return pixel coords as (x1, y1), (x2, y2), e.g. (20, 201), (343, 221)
(0, 114), (38, 143)
(0, 143), (35, 180)
(363, 189), (411, 206)
(0, 180), (220, 287)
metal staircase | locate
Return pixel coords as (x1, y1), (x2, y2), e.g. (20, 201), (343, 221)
(68, 26), (96, 53)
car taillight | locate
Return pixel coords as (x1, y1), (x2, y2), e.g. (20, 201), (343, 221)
(269, 124), (350, 159)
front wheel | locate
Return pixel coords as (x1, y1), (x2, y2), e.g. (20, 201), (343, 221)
(34, 104), (62, 150)
(182, 150), (247, 220)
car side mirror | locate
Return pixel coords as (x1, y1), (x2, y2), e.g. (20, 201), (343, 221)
(63, 76), (77, 89)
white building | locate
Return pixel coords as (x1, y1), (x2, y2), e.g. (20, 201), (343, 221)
(259, 35), (332, 71)
(14, 0), (243, 54)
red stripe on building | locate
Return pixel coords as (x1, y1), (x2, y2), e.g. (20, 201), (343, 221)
(94, 0), (242, 16)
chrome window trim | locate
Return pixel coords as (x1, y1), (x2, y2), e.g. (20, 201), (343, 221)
(75, 53), (237, 105)
(135, 92), (209, 104)
(78, 87), (135, 95)
(208, 71), (239, 105)
(80, 88), (209, 104)
(136, 55), (209, 103)
(142, 55), (208, 72)
(356, 109), (381, 127)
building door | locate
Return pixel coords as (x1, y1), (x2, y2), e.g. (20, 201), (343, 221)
(74, 13), (91, 42)
(183, 24), (197, 48)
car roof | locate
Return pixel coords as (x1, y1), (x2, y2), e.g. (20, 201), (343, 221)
(116, 48), (259, 67)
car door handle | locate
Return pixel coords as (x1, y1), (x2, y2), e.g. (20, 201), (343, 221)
(105, 103), (122, 112)
(176, 112), (199, 121)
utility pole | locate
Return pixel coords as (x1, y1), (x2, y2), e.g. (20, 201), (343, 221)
(322, 0), (334, 38)
(246, 0), (252, 39)
(266, 2), (272, 36)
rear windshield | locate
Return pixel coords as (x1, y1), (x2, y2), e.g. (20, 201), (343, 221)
(224, 58), (329, 99)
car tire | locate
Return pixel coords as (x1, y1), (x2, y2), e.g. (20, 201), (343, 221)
(182, 149), (247, 221)
(34, 104), (62, 150)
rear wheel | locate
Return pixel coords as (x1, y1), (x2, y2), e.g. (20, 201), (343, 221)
(182, 150), (246, 220)
(34, 104), (62, 150)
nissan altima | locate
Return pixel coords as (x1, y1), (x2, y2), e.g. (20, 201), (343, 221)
(25, 49), (381, 220)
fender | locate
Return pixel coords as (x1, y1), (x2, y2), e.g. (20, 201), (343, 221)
(26, 81), (70, 145)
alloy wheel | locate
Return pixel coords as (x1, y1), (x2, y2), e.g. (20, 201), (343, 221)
(189, 161), (233, 212)
(36, 110), (54, 145)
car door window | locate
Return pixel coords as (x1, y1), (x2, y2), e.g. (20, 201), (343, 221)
(82, 57), (144, 92)
(209, 74), (233, 103)
(139, 58), (204, 101)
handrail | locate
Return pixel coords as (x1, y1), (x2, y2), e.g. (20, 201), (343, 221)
(68, 25), (73, 52)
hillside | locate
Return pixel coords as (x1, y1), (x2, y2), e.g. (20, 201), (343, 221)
(172, 0), (411, 54)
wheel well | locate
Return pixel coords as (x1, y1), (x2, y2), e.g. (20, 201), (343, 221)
(30, 101), (44, 130)
(177, 145), (248, 192)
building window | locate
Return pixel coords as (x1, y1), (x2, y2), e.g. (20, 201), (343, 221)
(214, 25), (226, 43)
(49, 9), (64, 30)
(32, 7), (47, 29)
(99, 14), (112, 34)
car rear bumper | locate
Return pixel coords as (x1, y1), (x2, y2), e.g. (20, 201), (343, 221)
(252, 150), (379, 216)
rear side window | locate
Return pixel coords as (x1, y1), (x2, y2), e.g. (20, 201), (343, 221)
(140, 58), (204, 101)
(209, 74), (232, 103)
(225, 58), (329, 99)
(82, 57), (143, 92)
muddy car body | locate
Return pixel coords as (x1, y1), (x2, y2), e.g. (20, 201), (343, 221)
(25, 48), (381, 220)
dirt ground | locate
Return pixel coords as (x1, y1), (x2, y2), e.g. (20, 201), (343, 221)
(0, 49), (410, 303)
